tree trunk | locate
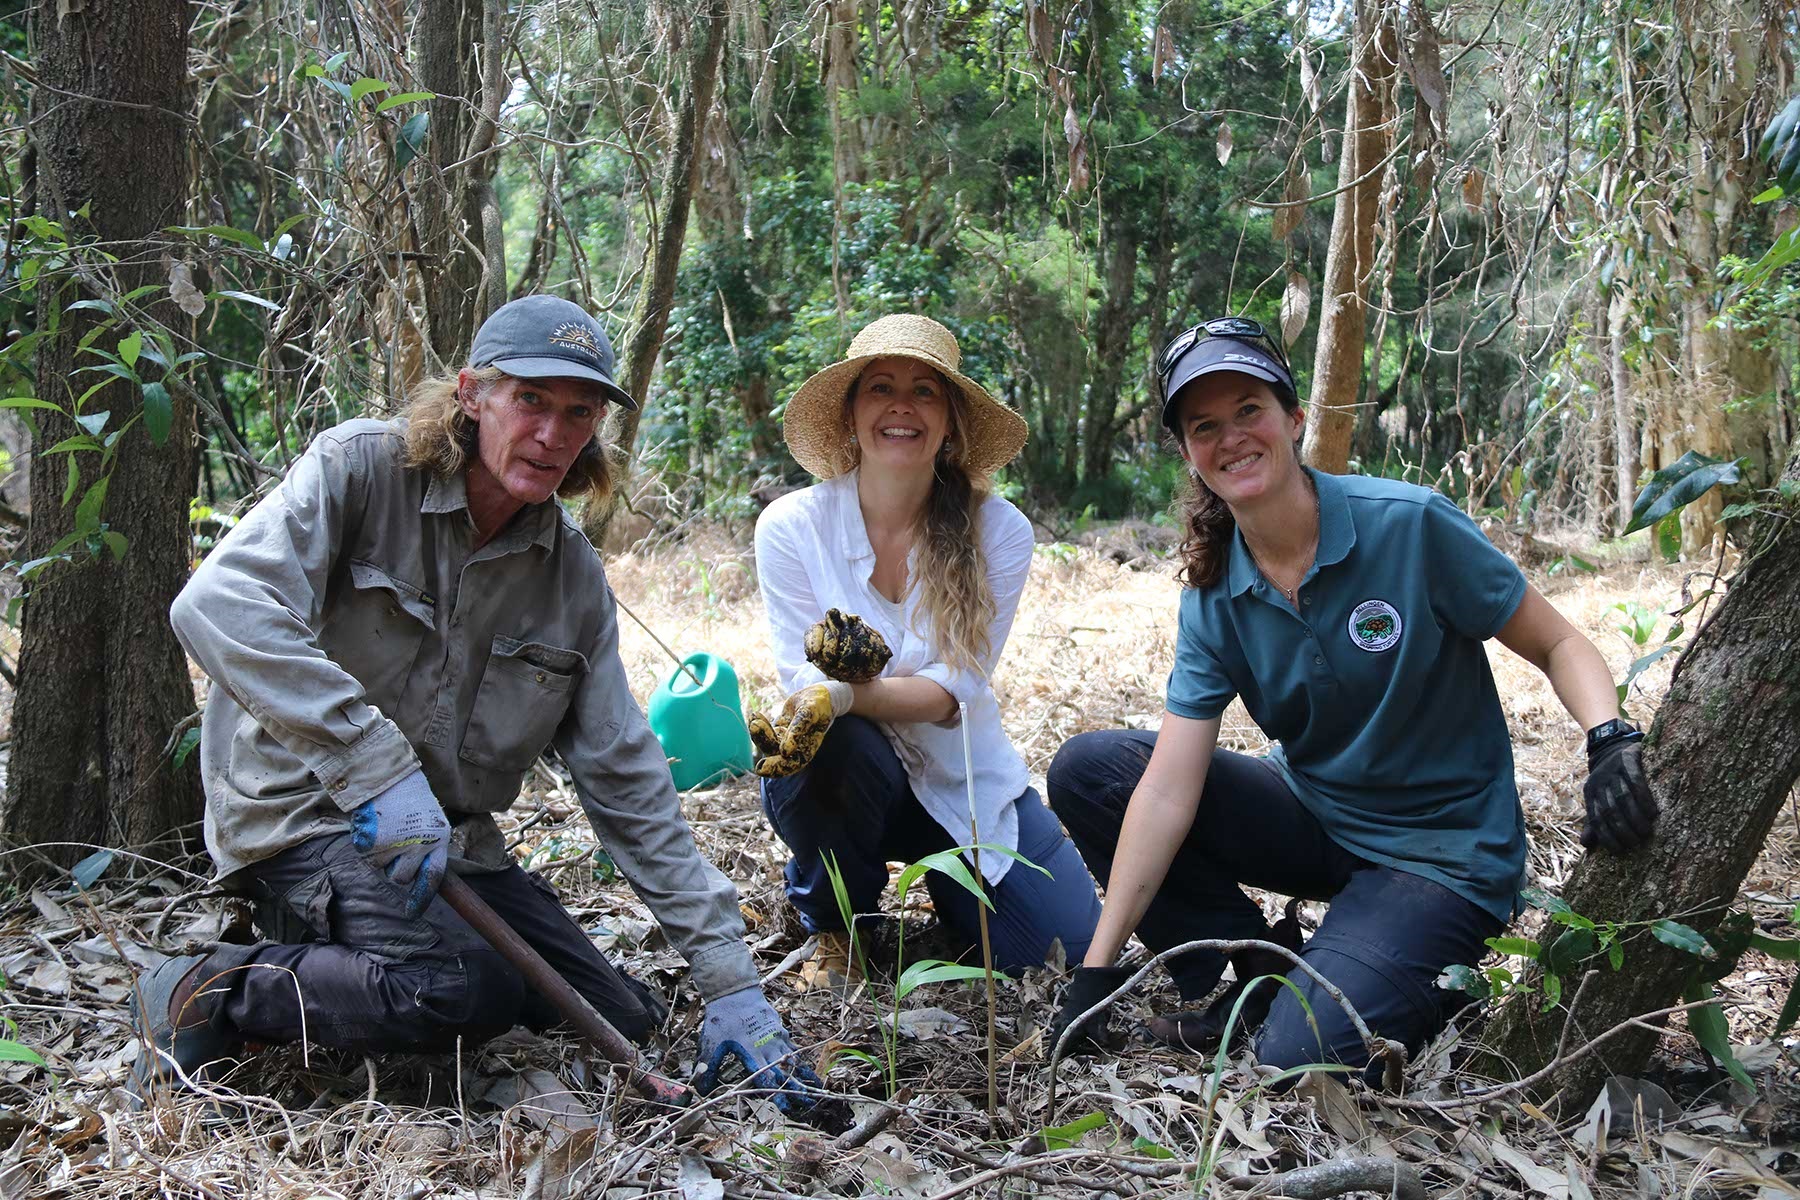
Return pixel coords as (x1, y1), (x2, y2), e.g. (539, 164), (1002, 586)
(1606, 291), (1637, 532)
(2, 0), (202, 871)
(610, 0), (730, 447)
(1303, 0), (1398, 475)
(1476, 443), (1800, 1111)
(409, 0), (505, 371)
(1080, 223), (1143, 485)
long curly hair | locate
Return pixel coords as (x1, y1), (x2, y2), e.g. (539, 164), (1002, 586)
(846, 373), (995, 675)
(401, 367), (613, 505)
(1173, 386), (1304, 590)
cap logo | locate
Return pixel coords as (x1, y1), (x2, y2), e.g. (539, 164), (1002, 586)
(548, 322), (601, 361)
(1221, 352), (1264, 365)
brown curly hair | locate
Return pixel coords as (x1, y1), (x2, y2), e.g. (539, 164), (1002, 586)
(401, 367), (613, 505)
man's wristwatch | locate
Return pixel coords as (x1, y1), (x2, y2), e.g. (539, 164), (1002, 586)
(1586, 717), (1644, 755)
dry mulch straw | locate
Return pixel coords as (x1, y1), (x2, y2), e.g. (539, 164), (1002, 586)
(2, 530), (1797, 1199)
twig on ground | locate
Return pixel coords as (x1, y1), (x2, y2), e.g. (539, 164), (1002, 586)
(1227, 1156), (1427, 1200)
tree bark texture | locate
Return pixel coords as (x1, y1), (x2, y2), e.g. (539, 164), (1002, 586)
(3, 0), (202, 870)
(611, 0), (730, 448)
(409, 0), (504, 370)
(1303, 0), (1398, 475)
(1476, 444), (1800, 1110)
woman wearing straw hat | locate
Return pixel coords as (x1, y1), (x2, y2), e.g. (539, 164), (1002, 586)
(750, 314), (1102, 984)
(1043, 317), (1655, 1078)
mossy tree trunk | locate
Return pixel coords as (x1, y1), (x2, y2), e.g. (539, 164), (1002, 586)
(1476, 444), (1800, 1110)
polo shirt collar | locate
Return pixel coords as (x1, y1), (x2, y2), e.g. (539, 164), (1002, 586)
(1225, 467), (1356, 597)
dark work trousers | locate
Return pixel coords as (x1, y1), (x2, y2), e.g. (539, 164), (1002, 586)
(1047, 729), (1502, 1072)
(197, 831), (662, 1054)
(761, 715), (1102, 972)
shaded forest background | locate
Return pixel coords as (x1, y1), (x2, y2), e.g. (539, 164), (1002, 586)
(3, 0), (1794, 549)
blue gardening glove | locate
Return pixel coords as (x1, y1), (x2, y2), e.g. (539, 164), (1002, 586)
(350, 769), (450, 918)
(697, 986), (823, 1115)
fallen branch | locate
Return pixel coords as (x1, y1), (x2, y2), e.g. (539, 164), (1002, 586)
(1228, 1157), (1427, 1200)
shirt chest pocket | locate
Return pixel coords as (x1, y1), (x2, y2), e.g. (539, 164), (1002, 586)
(321, 559), (436, 706)
(460, 636), (587, 772)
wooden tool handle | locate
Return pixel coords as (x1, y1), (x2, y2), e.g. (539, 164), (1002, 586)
(439, 872), (693, 1108)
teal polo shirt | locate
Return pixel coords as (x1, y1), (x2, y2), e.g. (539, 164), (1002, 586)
(1165, 469), (1529, 923)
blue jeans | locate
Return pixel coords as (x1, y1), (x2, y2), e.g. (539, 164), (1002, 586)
(761, 716), (1101, 972)
(1047, 729), (1502, 1072)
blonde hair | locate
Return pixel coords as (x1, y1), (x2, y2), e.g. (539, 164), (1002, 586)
(847, 371), (995, 675)
(402, 367), (613, 505)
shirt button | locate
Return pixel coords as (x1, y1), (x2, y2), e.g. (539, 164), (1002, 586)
(330, 778), (347, 792)
(1314, 655), (1324, 666)
(1303, 628), (1313, 638)
(1303, 596), (1313, 606)
(386, 606), (397, 617)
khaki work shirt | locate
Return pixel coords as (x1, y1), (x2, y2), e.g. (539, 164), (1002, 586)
(169, 419), (758, 999)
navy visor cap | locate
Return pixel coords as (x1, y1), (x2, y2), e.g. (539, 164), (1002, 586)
(1159, 337), (1297, 433)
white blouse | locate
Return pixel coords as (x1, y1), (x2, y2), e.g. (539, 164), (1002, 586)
(754, 471), (1035, 884)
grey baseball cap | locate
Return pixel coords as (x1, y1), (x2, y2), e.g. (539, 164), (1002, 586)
(1160, 336), (1297, 432)
(469, 295), (637, 411)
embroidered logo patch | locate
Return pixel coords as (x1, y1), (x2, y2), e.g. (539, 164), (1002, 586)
(548, 321), (601, 360)
(1347, 599), (1403, 652)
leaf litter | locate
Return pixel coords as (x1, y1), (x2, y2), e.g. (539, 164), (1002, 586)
(0, 531), (1795, 1198)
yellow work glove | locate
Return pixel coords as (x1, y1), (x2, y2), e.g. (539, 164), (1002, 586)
(749, 681), (853, 778)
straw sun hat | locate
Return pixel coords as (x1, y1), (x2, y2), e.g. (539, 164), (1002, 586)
(782, 315), (1028, 479)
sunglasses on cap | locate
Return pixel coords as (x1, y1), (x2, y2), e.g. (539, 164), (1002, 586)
(1157, 317), (1293, 388)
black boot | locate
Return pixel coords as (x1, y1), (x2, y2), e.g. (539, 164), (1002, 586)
(1149, 900), (1304, 1053)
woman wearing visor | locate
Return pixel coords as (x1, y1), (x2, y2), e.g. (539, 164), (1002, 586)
(1045, 317), (1656, 1076)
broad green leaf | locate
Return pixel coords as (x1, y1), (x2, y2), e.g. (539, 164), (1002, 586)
(1619, 645), (1678, 700)
(100, 531), (128, 561)
(1748, 933), (1800, 961)
(75, 411), (109, 437)
(1655, 512), (1681, 562)
(893, 849), (988, 910)
(1751, 185), (1783, 204)
(1521, 886), (1574, 916)
(1606, 936), (1625, 971)
(1131, 1137), (1175, 1160)
(118, 330), (142, 370)
(271, 212), (314, 241)
(895, 960), (990, 1002)
(62, 457), (78, 506)
(1651, 919), (1715, 958)
(0, 397), (64, 414)
(1550, 910), (1598, 931)
(65, 298), (115, 315)
(1437, 963), (1489, 998)
(349, 77), (390, 106)
(325, 50), (351, 71)
(1036, 1110), (1109, 1151)
(48, 433), (101, 456)
(0, 1041), (46, 1068)
(141, 382), (172, 445)
(397, 111), (429, 169)
(1777, 977), (1800, 1035)
(375, 90), (435, 112)
(1683, 980), (1752, 1089)
(1543, 927), (1598, 975)
(171, 727), (201, 768)
(302, 63), (328, 79)
(75, 478), (109, 532)
(1486, 937), (1541, 959)
(1624, 451), (1744, 535)
(1541, 971), (1563, 1012)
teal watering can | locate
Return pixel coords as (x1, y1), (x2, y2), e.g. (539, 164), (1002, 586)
(647, 652), (753, 791)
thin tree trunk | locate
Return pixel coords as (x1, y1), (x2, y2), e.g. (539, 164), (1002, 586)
(1476, 443), (1800, 1110)
(3, 0), (202, 871)
(611, 0), (730, 441)
(1607, 292), (1638, 531)
(1303, 0), (1398, 475)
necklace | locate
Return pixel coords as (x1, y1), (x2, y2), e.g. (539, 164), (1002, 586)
(1244, 480), (1321, 605)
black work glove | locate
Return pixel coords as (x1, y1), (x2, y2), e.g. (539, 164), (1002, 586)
(1583, 731), (1657, 853)
(1046, 966), (1131, 1055)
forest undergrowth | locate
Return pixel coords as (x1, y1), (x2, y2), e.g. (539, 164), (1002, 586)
(0, 528), (1795, 1199)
